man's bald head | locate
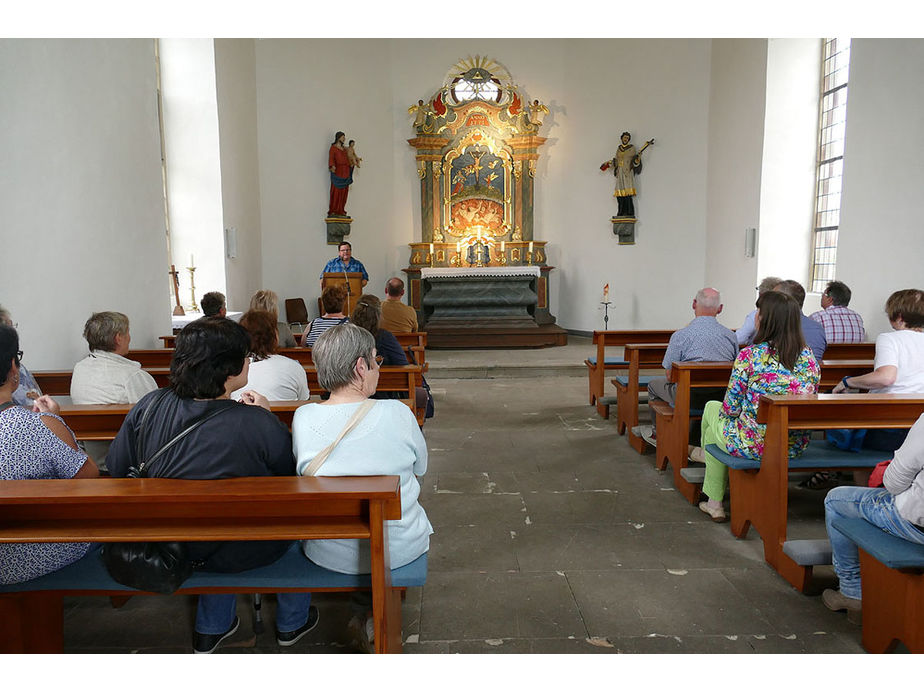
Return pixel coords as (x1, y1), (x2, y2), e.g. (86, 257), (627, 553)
(693, 287), (723, 316)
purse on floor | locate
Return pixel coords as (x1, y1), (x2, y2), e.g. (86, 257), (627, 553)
(102, 391), (235, 594)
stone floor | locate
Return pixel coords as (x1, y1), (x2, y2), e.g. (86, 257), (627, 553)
(60, 337), (868, 654)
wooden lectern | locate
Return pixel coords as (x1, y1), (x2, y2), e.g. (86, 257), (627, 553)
(321, 272), (364, 316)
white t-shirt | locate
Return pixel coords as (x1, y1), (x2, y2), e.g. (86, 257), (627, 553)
(231, 354), (310, 401)
(293, 399), (431, 573)
(872, 330), (924, 393)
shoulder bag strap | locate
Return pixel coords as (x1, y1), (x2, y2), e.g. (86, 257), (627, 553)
(304, 399), (376, 477)
(0, 400), (18, 414)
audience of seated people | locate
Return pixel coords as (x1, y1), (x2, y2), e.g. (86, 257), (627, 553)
(809, 280), (866, 343)
(231, 310), (310, 402)
(0, 304), (42, 407)
(292, 323), (431, 652)
(696, 291), (821, 521)
(200, 291), (227, 318)
(105, 317), (317, 654)
(380, 277), (419, 333)
(635, 287), (738, 447)
(351, 293), (433, 419)
(0, 323), (100, 585)
(302, 283), (350, 348)
(250, 289), (297, 348)
(70, 311), (158, 469)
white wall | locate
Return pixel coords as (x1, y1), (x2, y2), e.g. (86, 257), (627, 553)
(703, 39), (767, 330)
(160, 39), (226, 310)
(0, 39), (168, 368)
(836, 39), (924, 337)
(255, 38), (713, 330)
(214, 38), (263, 313)
(758, 38), (823, 315)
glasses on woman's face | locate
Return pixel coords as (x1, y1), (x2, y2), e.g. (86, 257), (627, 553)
(16, 350), (23, 361)
(374, 355), (384, 366)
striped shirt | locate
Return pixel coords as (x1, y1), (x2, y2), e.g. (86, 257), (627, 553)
(303, 316), (349, 348)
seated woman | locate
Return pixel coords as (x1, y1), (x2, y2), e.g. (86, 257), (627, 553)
(351, 294), (433, 419)
(232, 310), (310, 401)
(70, 311), (158, 470)
(0, 304), (42, 407)
(0, 324), (100, 585)
(249, 289), (297, 348)
(698, 291), (821, 522)
(302, 284), (349, 348)
(106, 316), (316, 653)
(832, 288), (924, 452)
(292, 323), (431, 651)
(823, 412), (924, 620)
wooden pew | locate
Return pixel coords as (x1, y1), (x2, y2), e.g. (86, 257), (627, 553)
(612, 344), (669, 452)
(585, 330), (674, 419)
(0, 475), (412, 653)
(148, 342), (426, 370)
(650, 360), (875, 505)
(823, 342), (875, 360)
(720, 394), (924, 593)
(34, 369), (171, 396)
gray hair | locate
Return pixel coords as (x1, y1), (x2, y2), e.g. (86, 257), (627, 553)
(695, 288), (722, 312)
(83, 311), (130, 351)
(0, 304), (10, 325)
(758, 276), (784, 295)
(249, 289), (279, 320)
(312, 322), (375, 391)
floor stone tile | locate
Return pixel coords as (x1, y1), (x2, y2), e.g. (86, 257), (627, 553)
(514, 523), (665, 571)
(427, 523), (520, 572)
(422, 492), (528, 528)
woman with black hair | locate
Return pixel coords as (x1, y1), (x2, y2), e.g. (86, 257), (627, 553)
(106, 316), (316, 653)
(697, 291), (821, 522)
(0, 324), (99, 584)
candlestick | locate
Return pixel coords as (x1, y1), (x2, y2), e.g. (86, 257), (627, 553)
(187, 265), (198, 312)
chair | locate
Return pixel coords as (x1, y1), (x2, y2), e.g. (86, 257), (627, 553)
(285, 298), (308, 324)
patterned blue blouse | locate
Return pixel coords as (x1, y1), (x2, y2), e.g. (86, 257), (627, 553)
(0, 405), (91, 584)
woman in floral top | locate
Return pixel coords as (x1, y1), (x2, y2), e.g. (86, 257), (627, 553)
(699, 291), (820, 521)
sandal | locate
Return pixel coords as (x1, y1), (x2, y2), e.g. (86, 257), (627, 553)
(799, 471), (834, 490)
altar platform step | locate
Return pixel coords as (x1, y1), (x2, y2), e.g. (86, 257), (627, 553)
(425, 333), (586, 379)
(424, 323), (568, 349)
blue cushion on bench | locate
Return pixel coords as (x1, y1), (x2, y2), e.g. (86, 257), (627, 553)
(0, 543), (427, 593)
(704, 440), (887, 471)
(831, 517), (924, 570)
(586, 357), (628, 367)
(612, 375), (655, 388)
(782, 539), (832, 566)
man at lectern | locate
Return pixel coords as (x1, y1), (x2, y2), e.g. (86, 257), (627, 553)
(319, 241), (369, 289)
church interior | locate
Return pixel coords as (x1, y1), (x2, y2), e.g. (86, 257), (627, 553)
(3, 31), (924, 668)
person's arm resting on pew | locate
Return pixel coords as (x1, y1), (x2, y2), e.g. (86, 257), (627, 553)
(832, 365), (897, 393)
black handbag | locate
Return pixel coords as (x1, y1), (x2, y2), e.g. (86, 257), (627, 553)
(102, 391), (234, 594)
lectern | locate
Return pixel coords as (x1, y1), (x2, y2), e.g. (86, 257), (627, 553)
(321, 272), (364, 316)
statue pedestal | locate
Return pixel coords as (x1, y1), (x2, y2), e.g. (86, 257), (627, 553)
(325, 217), (353, 245)
(611, 216), (637, 245)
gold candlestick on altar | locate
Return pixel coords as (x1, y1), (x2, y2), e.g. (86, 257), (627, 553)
(187, 265), (199, 312)
(450, 252), (462, 267)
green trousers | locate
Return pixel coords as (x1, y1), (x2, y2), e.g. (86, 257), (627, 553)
(700, 400), (734, 502)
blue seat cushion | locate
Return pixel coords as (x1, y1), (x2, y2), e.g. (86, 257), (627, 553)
(831, 517), (924, 570)
(0, 543), (427, 593)
(705, 440), (887, 471)
(586, 357), (628, 367)
(612, 375), (654, 388)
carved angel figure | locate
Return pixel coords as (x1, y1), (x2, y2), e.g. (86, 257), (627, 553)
(528, 99), (549, 128)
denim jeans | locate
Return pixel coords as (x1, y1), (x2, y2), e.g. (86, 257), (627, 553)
(195, 593), (312, 635)
(824, 486), (924, 599)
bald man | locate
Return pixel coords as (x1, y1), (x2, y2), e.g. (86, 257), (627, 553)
(633, 288), (738, 446)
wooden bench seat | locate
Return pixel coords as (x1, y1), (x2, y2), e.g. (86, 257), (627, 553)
(822, 342), (876, 360)
(831, 517), (924, 653)
(585, 330), (674, 419)
(0, 475), (419, 653)
(722, 394), (924, 592)
(611, 343), (670, 452)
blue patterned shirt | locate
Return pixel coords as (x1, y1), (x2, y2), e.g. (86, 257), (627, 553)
(320, 257), (368, 281)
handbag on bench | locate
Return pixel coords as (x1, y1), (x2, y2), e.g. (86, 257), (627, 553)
(102, 390), (236, 594)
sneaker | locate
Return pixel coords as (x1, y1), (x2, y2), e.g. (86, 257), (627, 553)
(193, 616), (240, 654)
(276, 605), (320, 646)
(632, 425), (657, 446)
(822, 589), (862, 624)
(698, 500), (727, 523)
(688, 446), (706, 463)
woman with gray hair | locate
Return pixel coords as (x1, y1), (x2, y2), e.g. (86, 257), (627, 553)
(291, 322), (431, 651)
(249, 289), (297, 348)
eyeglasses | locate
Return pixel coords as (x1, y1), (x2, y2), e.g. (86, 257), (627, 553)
(374, 355), (384, 366)
(16, 350), (23, 362)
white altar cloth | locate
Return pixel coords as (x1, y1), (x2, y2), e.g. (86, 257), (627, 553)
(421, 266), (540, 279)
(171, 311), (242, 329)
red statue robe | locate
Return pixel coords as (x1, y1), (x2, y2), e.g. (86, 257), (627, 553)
(328, 144), (352, 216)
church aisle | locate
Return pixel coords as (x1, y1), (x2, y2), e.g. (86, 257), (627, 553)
(61, 375), (865, 654)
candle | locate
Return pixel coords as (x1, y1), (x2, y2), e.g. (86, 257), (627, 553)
(456, 241), (461, 253)
(500, 241), (505, 253)
(190, 254), (194, 267)
(429, 243), (434, 254)
(604, 283), (609, 301)
(528, 241), (534, 253)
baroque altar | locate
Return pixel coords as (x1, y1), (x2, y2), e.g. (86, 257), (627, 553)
(403, 56), (565, 348)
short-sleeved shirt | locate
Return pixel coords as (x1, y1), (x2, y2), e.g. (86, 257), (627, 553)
(381, 300), (418, 334)
(809, 305), (867, 344)
(70, 350), (158, 405)
(319, 257), (368, 281)
(303, 316), (349, 348)
(720, 343), (820, 460)
(871, 330), (924, 394)
(661, 316), (738, 370)
(231, 354), (310, 401)
(0, 406), (91, 584)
